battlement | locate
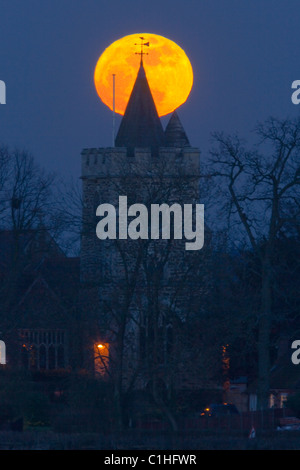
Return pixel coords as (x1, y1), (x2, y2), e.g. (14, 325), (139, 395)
(81, 146), (200, 179)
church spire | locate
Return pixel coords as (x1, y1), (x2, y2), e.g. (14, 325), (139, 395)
(164, 111), (191, 148)
(115, 46), (165, 154)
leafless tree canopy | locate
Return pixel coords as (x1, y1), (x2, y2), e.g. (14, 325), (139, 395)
(209, 116), (300, 247)
(208, 116), (300, 409)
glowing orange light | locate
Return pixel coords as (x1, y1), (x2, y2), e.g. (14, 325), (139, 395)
(94, 343), (109, 377)
(94, 33), (194, 117)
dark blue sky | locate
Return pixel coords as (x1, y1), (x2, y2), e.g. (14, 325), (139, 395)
(0, 0), (299, 180)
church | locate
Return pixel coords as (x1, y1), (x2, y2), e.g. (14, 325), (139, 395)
(0, 50), (213, 409)
(79, 53), (209, 401)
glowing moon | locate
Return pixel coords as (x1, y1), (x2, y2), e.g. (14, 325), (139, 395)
(94, 33), (193, 117)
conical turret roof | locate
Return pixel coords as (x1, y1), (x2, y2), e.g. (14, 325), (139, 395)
(164, 111), (190, 148)
(115, 60), (165, 153)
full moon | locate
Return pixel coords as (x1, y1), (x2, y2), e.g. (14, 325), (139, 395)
(94, 33), (193, 117)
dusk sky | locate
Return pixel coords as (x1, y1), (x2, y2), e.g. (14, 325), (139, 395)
(0, 0), (299, 180)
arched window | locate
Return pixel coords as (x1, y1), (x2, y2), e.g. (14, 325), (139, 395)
(19, 329), (67, 370)
(0, 340), (6, 365)
(57, 345), (65, 369)
(21, 345), (29, 369)
(29, 346), (37, 370)
(48, 345), (55, 370)
(39, 344), (47, 370)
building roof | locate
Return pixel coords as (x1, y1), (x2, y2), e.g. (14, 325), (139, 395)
(0, 230), (80, 324)
(164, 111), (190, 147)
(115, 59), (165, 153)
(269, 361), (300, 391)
(247, 337), (300, 393)
(0, 229), (65, 268)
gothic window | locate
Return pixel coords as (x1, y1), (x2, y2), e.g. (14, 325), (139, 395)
(21, 345), (29, 369)
(39, 344), (47, 370)
(0, 340), (6, 365)
(30, 345), (37, 370)
(19, 329), (67, 370)
(57, 345), (65, 369)
(139, 321), (174, 365)
(48, 345), (55, 370)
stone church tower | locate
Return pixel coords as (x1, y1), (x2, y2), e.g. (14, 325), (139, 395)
(80, 56), (201, 391)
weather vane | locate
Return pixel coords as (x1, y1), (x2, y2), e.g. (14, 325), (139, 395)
(135, 36), (150, 61)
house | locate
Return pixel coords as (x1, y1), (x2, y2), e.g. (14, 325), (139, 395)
(0, 229), (80, 371)
(246, 337), (300, 411)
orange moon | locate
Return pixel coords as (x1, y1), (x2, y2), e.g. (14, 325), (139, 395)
(94, 33), (193, 117)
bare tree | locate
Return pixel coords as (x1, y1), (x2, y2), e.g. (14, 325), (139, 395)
(0, 147), (62, 333)
(54, 177), (83, 256)
(209, 116), (300, 408)
(85, 152), (213, 430)
(0, 145), (10, 221)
